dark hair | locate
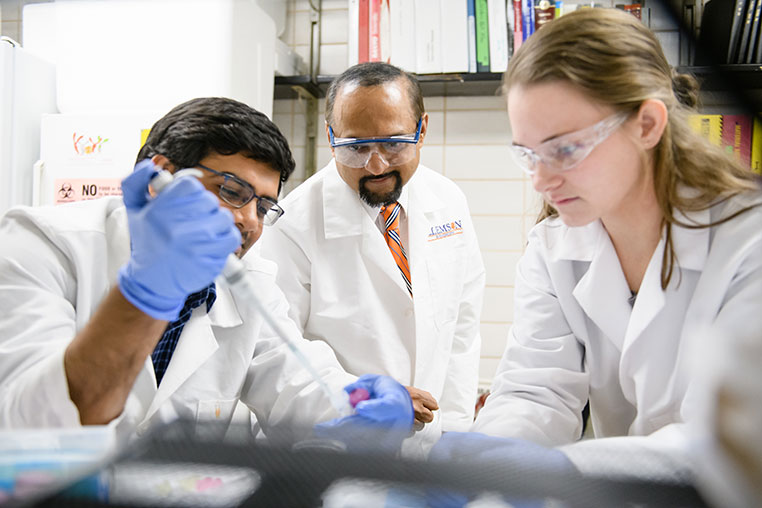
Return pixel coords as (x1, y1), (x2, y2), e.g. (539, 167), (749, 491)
(137, 97), (295, 190)
(325, 62), (424, 125)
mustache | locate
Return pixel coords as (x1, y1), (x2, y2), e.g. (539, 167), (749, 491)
(360, 171), (400, 183)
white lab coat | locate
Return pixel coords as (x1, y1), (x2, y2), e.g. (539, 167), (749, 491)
(260, 160), (485, 452)
(0, 197), (355, 443)
(473, 191), (762, 464)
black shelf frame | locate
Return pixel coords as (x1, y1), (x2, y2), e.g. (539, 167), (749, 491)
(678, 65), (762, 91)
(275, 72), (505, 100)
(275, 67), (762, 100)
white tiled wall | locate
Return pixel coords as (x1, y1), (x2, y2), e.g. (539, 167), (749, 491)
(279, 1), (542, 389)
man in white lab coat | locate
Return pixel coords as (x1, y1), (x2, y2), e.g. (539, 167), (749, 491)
(0, 97), (413, 444)
(260, 63), (485, 455)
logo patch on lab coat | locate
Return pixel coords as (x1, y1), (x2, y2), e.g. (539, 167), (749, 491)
(428, 220), (464, 242)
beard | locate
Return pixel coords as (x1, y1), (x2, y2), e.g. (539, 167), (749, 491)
(358, 171), (403, 207)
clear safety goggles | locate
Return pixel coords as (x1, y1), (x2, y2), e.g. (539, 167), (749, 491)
(197, 164), (285, 226)
(328, 118), (423, 169)
(510, 111), (631, 175)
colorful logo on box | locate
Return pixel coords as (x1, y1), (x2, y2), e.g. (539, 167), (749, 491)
(73, 132), (109, 155)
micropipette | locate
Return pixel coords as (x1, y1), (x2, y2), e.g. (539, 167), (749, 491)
(150, 169), (356, 417)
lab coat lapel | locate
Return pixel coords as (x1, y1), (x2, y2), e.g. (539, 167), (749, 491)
(621, 240), (666, 351)
(144, 314), (218, 419)
(571, 222), (631, 351)
(143, 284), (241, 420)
(407, 174), (445, 376)
(322, 160), (364, 240)
(361, 214), (411, 298)
(321, 160), (411, 297)
(407, 181), (441, 296)
(622, 211), (710, 352)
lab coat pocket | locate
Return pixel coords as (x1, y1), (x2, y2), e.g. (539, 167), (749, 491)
(196, 398), (238, 438)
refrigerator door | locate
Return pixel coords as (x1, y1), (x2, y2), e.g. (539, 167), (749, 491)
(0, 38), (56, 216)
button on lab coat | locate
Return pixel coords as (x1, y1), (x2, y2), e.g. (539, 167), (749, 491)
(261, 161), (485, 452)
(0, 197), (354, 442)
(474, 192), (762, 458)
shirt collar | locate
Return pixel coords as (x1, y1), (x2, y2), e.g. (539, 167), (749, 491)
(360, 182), (410, 221)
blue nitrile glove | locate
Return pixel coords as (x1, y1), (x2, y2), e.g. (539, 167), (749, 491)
(427, 432), (577, 508)
(313, 374), (414, 453)
(117, 159), (241, 320)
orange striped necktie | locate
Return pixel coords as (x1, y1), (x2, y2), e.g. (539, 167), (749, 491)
(380, 202), (412, 297)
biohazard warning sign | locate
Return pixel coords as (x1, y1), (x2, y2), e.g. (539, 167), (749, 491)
(54, 178), (122, 205)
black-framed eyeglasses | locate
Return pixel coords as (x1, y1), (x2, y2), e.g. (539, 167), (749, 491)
(196, 164), (285, 226)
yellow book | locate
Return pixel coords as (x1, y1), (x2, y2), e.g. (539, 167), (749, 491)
(689, 114), (723, 147)
(751, 114), (762, 175)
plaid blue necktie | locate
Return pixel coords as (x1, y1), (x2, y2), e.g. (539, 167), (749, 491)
(151, 284), (217, 386)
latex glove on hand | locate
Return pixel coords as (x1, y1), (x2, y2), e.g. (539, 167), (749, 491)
(427, 432), (578, 508)
(118, 159), (241, 320)
(313, 374), (414, 454)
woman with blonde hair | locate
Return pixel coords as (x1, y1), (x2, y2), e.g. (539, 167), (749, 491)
(432, 6), (762, 484)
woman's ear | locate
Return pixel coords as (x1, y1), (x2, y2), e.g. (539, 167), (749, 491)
(150, 154), (176, 173)
(636, 99), (668, 150)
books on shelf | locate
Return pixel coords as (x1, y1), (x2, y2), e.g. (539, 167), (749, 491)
(414, 0), (443, 73)
(689, 114), (723, 147)
(487, 0), (510, 73)
(690, 114), (761, 173)
(697, 0), (762, 64)
(347, 1), (646, 75)
(737, 0), (757, 63)
(721, 114), (752, 168)
(744, 0), (762, 63)
(389, 0), (416, 72)
(442, 0), (470, 73)
(475, 0), (491, 73)
(467, 0), (477, 72)
(728, 0), (750, 63)
(521, 0), (536, 42)
(369, 0), (383, 62)
(752, 115), (762, 175)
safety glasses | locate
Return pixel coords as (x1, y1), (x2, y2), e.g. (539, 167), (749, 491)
(510, 112), (631, 175)
(196, 164), (284, 226)
(328, 118), (423, 168)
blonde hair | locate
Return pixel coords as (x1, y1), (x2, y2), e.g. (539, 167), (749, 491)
(505, 8), (759, 289)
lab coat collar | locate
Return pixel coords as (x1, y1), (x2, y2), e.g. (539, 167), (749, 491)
(572, 225), (631, 350)
(207, 279), (244, 328)
(570, 207), (711, 352)
(323, 160), (365, 239)
(669, 207), (710, 272)
(549, 207), (710, 273)
(322, 160), (443, 238)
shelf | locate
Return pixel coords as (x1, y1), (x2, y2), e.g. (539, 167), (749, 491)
(274, 72), (505, 100)
(678, 65), (762, 91)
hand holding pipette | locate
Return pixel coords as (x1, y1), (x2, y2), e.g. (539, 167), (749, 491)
(146, 165), (356, 416)
(144, 164), (414, 430)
